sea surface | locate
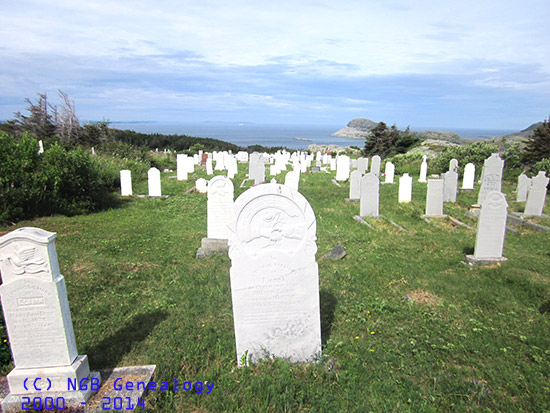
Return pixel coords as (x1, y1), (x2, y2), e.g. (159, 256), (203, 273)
(110, 121), (518, 150)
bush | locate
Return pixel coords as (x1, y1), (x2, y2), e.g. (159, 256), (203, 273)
(533, 158), (550, 177)
(386, 151), (424, 176)
(0, 133), (116, 223)
(432, 141), (498, 176)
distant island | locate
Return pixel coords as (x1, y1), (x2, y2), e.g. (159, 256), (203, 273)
(332, 117), (540, 143)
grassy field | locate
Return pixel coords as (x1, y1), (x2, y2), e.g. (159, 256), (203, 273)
(1, 163), (549, 412)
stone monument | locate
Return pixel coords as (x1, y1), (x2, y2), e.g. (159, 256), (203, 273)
(360, 173), (380, 217)
(524, 171), (549, 216)
(0, 228), (100, 410)
(228, 183), (321, 366)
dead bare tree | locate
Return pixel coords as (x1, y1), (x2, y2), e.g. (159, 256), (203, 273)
(56, 90), (80, 143)
(13, 93), (56, 138)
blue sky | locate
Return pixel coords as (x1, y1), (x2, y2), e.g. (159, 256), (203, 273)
(1, 0), (549, 129)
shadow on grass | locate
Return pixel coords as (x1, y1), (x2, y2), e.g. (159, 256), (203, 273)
(462, 245), (475, 255)
(320, 289), (337, 346)
(86, 309), (168, 369)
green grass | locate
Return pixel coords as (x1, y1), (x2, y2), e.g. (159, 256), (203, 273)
(1, 165), (549, 412)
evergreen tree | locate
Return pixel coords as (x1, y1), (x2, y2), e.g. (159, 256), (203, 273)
(524, 117), (550, 165)
(13, 93), (57, 138)
(363, 122), (400, 157)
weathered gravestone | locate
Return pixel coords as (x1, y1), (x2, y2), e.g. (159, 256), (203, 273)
(120, 170), (132, 196)
(384, 161), (395, 184)
(360, 173), (380, 217)
(207, 176), (234, 240)
(449, 158), (459, 172)
(357, 157), (368, 175)
(398, 173), (413, 203)
(249, 152), (265, 185)
(524, 171), (549, 216)
(198, 176), (234, 258)
(348, 170), (361, 201)
(0, 228), (100, 410)
(329, 158), (337, 171)
(335, 155), (350, 181)
(424, 179), (445, 217)
(462, 163), (476, 190)
(516, 173), (531, 203)
(418, 155), (428, 183)
(466, 191), (508, 265)
(148, 167), (161, 197)
(201, 153), (208, 166)
(443, 170), (458, 202)
(370, 155), (381, 177)
(477, 153), (504, 205)
(228, 183), (321, 366)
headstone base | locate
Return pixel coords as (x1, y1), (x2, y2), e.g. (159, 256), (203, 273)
(196, 238), (229, 258)
(468, 205), (481, 217)
(464, 255), (508, 267)
(460, 188), (475, 191)
(421, 214), (448, 219)
(6, 355), (93, 395)
(344, 198), (360, 203)
(513, 212), (550, 218)
(0, 365), (155, 412)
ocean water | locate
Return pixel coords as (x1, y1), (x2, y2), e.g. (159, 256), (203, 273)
(110, 121), (518, 150)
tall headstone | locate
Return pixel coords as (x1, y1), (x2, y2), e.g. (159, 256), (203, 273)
(206, 158), (213, 175)
(370, 155), (381, 177)
(516, 173), (531, 202)
(349, 170), (361, 200)
(424, 179), (445, 217)
(466, 191), (508, 264)
(177, 154), (188, 181)
(335, 155), (350, 181)
(207, 176), (234, 240)
(228, 183), (321, 366)
(120, 170), (132, 196)
(384, 161), (395, 184)
(418, 155), (428, 182)
(357, 157), (368, 175)
(360, 173), (380, 217)
(329, 158), (337, 171)
(148, 167), (161, 197)
(524, 171), (549, 216)
(462, 163), (476, 190)
(443, 170), (458, 202)
(0, 228), (100, 410)
(398, 173), (413, 203)
(477, 153), (504, 205)
(38, 140), (44, 154)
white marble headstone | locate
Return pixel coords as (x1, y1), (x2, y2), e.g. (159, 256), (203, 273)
(206, 158), (213, 175)
(462, 163), (476, 190)
(360, 173), (380, 217)
(443, 170), (458, 202)
(195, 178), (208, 194)
(398, 173), (413, 203)
(370, 155), (381, 177)
(207, 176), (234, 239)
(474, 191), (508, 259)
(477, 153), (504, 205)
(228, 183), (321, 366)
(349, 170), (361, 200)
(177, 154), (188, 181)
(284, 170), (300, 191)
(148, 167), (161, 197)
(524, 171), (549, 216)
(384, 161), (395, 184)
(418, 156), (428, 183)
(425, 179), (444, 217)
(0, 227), (97, 402)
(357, 157), (368, 175)
(335, 155), (350, 181)
(516, 173), (531, 202)
(120, 170), (132, 196)
(449, 158), (459, 172)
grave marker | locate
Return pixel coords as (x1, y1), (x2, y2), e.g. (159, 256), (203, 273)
(360, 173), (380, 217)
(462, 163), (475, 190)
(398, 173), (413, 203)
(148, 167), (161, 197)
(516, 173), (531, 202)
(477, 153), (504, 205)
(228, 183), (321, 366)
(120, 170), (132, 196)
(524, 171), (549, 216)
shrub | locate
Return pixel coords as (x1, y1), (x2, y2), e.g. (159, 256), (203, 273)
(432, 141), (498, 176)
(533, 158), (550, 177)
(0, 133), (116, 223)
(386, 151), (424, 175)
